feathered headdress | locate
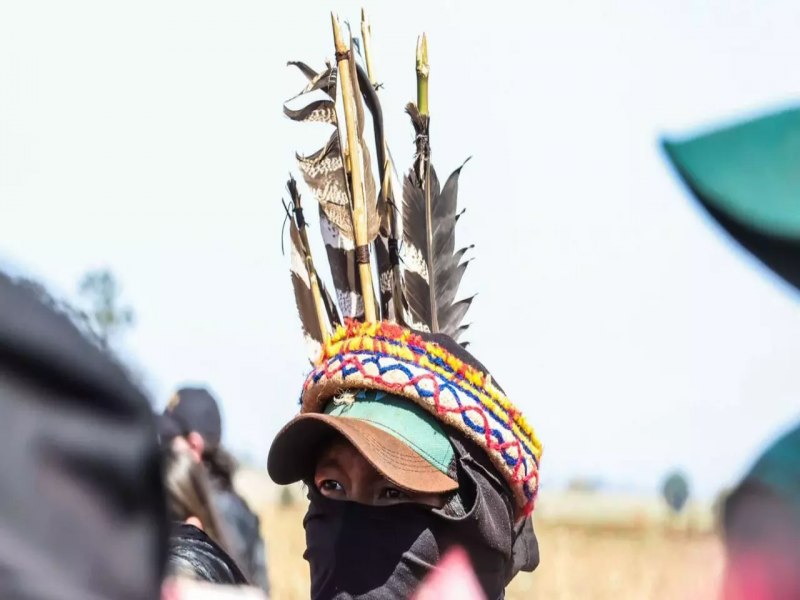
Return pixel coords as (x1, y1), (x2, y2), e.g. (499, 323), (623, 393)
(280, 11), (542, 518)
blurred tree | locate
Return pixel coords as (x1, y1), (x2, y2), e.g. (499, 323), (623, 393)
(77, 268), (135, 344)
(566, 477), (602, 493)
(662, 470), (690, 514)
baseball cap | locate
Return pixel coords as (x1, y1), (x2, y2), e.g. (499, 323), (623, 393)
(157, 411), (183, 444)
(164, 386), (222, 448)
(268, 389), (458, 494)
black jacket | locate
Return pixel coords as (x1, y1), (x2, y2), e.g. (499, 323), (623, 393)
(210, 476), (269, 593)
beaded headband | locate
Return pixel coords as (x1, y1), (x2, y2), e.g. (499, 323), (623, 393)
(301, 321), (542, 517)
(280, 12), (543, 517)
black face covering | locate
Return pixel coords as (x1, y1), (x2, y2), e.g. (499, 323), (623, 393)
(303, 435), (539, 599)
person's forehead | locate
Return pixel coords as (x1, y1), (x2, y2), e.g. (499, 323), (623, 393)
(317, 437), (362, 466)
(317, 438), (386, 482)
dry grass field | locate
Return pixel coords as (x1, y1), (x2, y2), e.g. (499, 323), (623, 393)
(237, 472), (724, 599)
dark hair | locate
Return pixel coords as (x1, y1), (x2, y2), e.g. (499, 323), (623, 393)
(203, 445), (239, 491)
(163, 446), (229, 550)
(167, 523), (248, 585)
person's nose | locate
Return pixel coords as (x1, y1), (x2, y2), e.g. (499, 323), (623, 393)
(347, 464), (379, 505)
(349, 481), (376, 505)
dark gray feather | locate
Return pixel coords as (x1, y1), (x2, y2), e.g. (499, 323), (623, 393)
(287, 61), (338, 99)
(289, 223), (324, 347)
(401, 119), (473, 336)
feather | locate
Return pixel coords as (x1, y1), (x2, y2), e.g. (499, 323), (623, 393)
(402, 122), (474, 336)
(286, 49), (385, 323)
(287, 61), (338, 99)
(289, 223), (325, 360)
(374, 231), (402, 321)
(453, 323), (471, 344)
(355, 62), (405, 321)
(297, 135), (380, 241)
(406, 103), (431, 185)
(297, 132), (352, 234)
(287, 57), (372, 322)
(287, 60), (318, 81)
(320, 209), (364, 320)
(348, 46), (380, 244)
(284, 99), (337, 125)
(287, 60), (380, 245)
(285, 177), (340, 361)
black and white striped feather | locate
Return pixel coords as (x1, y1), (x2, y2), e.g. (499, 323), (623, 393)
(285, 177), (340, 361)
(286, 60), (366, 320)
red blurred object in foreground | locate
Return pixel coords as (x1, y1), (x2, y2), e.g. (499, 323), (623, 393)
(161, 578), (268, 599)
(722, 550), (800, 600)
(413, 547), (487, 600)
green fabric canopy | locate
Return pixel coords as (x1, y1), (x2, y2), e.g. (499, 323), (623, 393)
(663, 106), (800, 290)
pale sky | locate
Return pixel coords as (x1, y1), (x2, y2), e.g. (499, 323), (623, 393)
(2, 0), (800, 499)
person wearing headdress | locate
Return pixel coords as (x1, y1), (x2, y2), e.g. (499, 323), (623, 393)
(267, 13), (541, 598)
(162, 387), (270, 593)
(664, 106), (800, 599)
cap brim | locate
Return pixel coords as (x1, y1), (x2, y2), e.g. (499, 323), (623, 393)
(267, 413), (458, 495)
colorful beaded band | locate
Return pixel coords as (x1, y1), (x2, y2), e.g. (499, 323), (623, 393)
(301, 321), (543, 517)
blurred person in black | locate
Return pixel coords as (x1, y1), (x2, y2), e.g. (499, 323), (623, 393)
(166, 522), (249, 585)
(162, 386), (269, 593)
(0, 272), (167, 599)
(164, 523), (272, 599)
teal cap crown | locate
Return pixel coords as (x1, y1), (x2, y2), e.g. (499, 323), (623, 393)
(324, 389), (455, 475)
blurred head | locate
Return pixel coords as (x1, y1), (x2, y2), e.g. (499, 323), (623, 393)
(722, 423), (800, 599)
(164, 446), (227, 550)
(722, 485), (800, 599)
(167, 523), (247, 585)
(0, 273), (166, 599)
(164, 386), (223, 461)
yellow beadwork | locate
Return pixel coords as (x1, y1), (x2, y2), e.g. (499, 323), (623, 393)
(316, 322), (543, 459)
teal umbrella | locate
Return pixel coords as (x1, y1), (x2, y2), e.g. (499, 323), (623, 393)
(663, 107), (800, 290)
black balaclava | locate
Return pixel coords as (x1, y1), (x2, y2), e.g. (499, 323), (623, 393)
(303, 432), (539, 600)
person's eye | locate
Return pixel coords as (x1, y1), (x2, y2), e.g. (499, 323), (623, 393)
(318, 479), (344, 494)
(378, 487), (408, 501)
